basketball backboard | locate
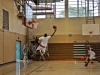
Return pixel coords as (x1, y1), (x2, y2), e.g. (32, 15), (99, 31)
(24, 4), (33, 29)
(82, 24), (99, 35)
(24, 17), (33, 29)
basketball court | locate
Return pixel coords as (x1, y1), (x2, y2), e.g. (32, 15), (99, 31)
(1, 0), (100, 75)
(0, 60), (100, 75)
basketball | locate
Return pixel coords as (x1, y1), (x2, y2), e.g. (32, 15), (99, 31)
(53, 25), (57, 29)
(81, 56), (85, 60)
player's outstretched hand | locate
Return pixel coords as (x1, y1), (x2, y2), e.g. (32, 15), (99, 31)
(54, 29), (57, 31)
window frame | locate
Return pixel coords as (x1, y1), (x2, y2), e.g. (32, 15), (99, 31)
(68, 0), (100, 18)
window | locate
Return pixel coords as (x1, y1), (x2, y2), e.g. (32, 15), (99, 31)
(26, 0), (65, 19)
(3, 9), (9, 30)
(68, 0), (78, 17)
(68, 0), (100, 17)
(26, 4), (33, 19)
(56, 1), (65, 18)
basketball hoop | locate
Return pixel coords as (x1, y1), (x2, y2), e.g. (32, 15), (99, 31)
(32, 19), (39, 29)
(89, 31), (93, 37)
(24, 18), (40, 29)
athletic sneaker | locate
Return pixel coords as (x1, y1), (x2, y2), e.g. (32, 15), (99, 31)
(39, 56), (42, 61)
(41, 55), (45, 61)
(91, 62), (93, 64)
(85, 63), (88, 66)
(98, 61), (100, 63)
(46, 53), (49, 57)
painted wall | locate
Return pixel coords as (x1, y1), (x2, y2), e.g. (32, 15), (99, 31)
(31, 0), (100, 43)
(0, 0), (27, 35)
(0, 0), (27, 64)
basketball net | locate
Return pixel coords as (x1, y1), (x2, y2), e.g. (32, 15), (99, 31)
(32, 19), (39, 29)
(89, 31), (93, 37)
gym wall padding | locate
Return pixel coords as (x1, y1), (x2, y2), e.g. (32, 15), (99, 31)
(4, 31), (16, 62)
(0, 30), (4, 64)
(47, 43), (74, 60)
(0, 30), (26, 64)
(3, 31), (16, 63)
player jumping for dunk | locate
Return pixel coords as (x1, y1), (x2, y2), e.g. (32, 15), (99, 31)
(36, 26), (57, 60)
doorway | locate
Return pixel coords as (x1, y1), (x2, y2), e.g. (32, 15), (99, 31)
(16, 41), (21, 61)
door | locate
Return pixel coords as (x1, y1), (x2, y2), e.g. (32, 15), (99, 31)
(16, 41), (21, 61)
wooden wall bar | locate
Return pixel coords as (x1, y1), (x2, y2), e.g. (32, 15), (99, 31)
(73, 44), (86, 59)
(46, 43), (74, 60)
(32, 43), (100, 61)
(46, 43), (100, 60)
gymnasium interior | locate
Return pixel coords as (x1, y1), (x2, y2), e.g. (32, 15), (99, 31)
(0, 0), (100, 75)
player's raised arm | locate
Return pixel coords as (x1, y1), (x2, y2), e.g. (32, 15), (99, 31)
(51, 25), (57, 37)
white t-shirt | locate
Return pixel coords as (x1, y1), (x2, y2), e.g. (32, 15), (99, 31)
(88, 50), (95, 56)
(39, 36), (51, 46)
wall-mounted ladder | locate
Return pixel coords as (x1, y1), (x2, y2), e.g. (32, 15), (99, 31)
(82, 0), (96, 24)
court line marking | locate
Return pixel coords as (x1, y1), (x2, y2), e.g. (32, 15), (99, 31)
(27, 61), (49, 75)
(1, 61), (35, 75)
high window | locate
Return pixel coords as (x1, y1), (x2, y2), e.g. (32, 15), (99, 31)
(68, 0), (100, 17)
(3, 9), (9, 30)
(26, 0), (65, 19)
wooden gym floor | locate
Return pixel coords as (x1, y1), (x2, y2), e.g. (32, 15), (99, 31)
(0, 60), (100, 75)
